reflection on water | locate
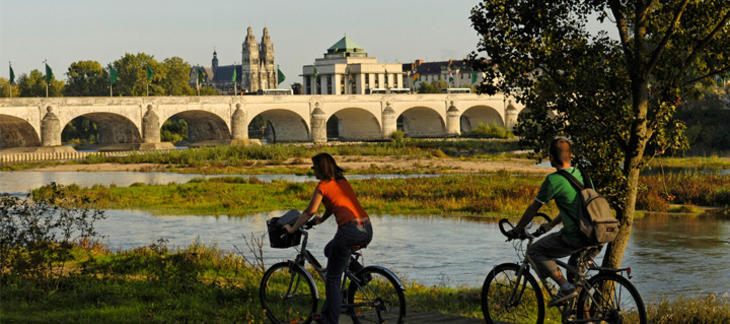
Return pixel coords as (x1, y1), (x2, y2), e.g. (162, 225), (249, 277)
(0, 171), (434, 194)
(93, 210), (729, 299)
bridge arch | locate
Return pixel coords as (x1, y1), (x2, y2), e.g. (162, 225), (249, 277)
(326, 107), (381, 141)
(249, 109), (309, 143)
(162, 110), (231, 144)
(62, 112), (141, 145)
(460, 105), (505, 132)
(0, 114), (41, 148)
(397, 106), (446, 137)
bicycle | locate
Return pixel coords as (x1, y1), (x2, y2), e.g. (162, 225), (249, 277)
(482, 213), (646, 324)
(259, 219), (406, 324)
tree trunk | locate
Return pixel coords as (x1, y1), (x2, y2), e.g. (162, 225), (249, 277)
(602, 75), (650, 269)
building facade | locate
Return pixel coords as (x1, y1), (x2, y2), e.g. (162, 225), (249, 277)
(191, 26), (277, 94)
(402, 59), (485, 90)
(302, 36), (403, 95)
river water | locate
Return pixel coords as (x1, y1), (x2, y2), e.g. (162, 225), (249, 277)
(89, 209), (730, 300)
(1, 171), (728, 300)
(0, 171), (433, 194)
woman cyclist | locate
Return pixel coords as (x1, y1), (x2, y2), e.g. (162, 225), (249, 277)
(284, 153), (373, 324)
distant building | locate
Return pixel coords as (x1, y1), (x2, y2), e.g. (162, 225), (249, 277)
(302, 36), (403, 95)
(191, 26), (278, 94)
(402, 59), (484, 90)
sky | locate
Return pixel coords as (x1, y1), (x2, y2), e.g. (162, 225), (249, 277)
(0, 0), (616, 88)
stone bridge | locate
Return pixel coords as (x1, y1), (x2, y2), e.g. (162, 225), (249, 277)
(0, 94), (526, 150)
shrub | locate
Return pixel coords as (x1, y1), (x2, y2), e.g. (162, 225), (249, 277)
(462, 123), (515, 139)
(0, 190), (105, 282)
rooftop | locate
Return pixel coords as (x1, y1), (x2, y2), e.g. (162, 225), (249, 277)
(327, 35), (366, 55)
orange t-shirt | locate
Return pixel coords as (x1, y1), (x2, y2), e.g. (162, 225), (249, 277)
(316, 179), (369, 226)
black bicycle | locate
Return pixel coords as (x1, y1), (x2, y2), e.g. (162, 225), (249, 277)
(482, 213), (646, 324)
(260, 219), (406, 324)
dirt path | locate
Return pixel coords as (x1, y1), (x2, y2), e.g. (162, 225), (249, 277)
(338, 312), (483, 323)
(25, 157), (552, 175)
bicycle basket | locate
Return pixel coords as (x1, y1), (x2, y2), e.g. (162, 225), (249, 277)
(267, 217), (302, 248)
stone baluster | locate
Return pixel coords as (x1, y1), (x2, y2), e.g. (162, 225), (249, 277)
(41, 106), (61, 146)
(310, 103), (327, 144)
(504, 101), (518, 130)
(142, 105), (160, 143)
(231, 103), (248, 142)
(446, 101), (461, 136)
(381, 101), (397, 139)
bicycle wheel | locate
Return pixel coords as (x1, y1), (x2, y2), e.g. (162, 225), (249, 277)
(576, 272), (646, 324)
(260, 261), (318, 324)
(482, 263), (545, 324)
(347, 267), (406, 324)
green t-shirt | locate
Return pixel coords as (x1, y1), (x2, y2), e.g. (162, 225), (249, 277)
(535, 167), (588, 244)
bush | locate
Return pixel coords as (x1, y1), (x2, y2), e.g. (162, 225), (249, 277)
(462, 123), (515, 139)
(0, 189), (105, 282)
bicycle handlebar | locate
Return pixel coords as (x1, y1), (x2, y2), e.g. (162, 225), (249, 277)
(499, 212), (553, 240)
(303, 218), (317, 230)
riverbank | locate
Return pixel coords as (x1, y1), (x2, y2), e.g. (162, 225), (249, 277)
(15, 155), (550, 175)
(0, 140), (528, 172)
(1, 242), (727, 323)
(30, 174), (553, 218)
(31, 172), (729, 218)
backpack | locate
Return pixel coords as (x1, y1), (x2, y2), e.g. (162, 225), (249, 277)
(557, 169), (619, 243)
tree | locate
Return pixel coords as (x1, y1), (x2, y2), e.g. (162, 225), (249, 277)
(161, 57), (194, 96)
(469, 1), (729, 269)
(17, 70), (64, 97)
(198, 86), (217, 95)
(291, 82), (303, 94)
(112, 53), (166, 96)
(416, 79), (449, 93)
(63, 60), (108, 96)
(0, 78), (20, 97)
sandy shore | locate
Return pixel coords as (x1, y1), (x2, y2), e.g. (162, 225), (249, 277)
(24, 156), (552, 174)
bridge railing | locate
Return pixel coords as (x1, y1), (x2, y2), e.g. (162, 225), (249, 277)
(0, 150), (173, 166)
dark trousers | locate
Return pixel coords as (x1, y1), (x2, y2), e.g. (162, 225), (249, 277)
(321, 221), (373, 324)
(527, 232), (601, 283)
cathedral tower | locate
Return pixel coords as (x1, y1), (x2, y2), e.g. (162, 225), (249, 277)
(260, 27), (276, 89)
(242, 26), (261, 92)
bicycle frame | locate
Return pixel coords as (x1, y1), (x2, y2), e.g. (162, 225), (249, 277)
(287, 228), (392, 311)
(509, 235), (633, 321)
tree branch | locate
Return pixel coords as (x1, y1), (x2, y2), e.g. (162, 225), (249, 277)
(682, 65), (730, 86)
(609, 1), (635, 71)
(681, 9), (730, 74)
(646, 0), (690, 73)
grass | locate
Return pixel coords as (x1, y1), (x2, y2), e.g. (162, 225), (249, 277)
(636, 172), (730, 212)
(2, 242), (727, 323)
(31, 172), (730, 218)
(646, 155), (730, 170)
(31, 174), (553, 219)
(1, 139), (525, 172)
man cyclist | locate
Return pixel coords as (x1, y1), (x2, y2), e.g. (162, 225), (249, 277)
(508, 137), (599, 304)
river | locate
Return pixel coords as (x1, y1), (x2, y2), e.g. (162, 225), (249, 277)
(1, 170), (728, 300)
(88, 209), (730, 300)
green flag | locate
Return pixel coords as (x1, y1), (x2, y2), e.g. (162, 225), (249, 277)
(9, 64), (14, 85)
(313, 66), (318, 81)
(277, 66), (285, 84)
(146, 66), (153, 81)
(109, 66), (118, 84)
(471, 71), (478, 84)
(232, 67), (237, 82)
(45, 63), (53, 83)
(198, 68), (207, 83)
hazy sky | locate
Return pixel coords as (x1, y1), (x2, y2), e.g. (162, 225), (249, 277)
(0, 0), (615, 88)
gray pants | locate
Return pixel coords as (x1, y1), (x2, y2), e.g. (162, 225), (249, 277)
(527, 232), (600, 282)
